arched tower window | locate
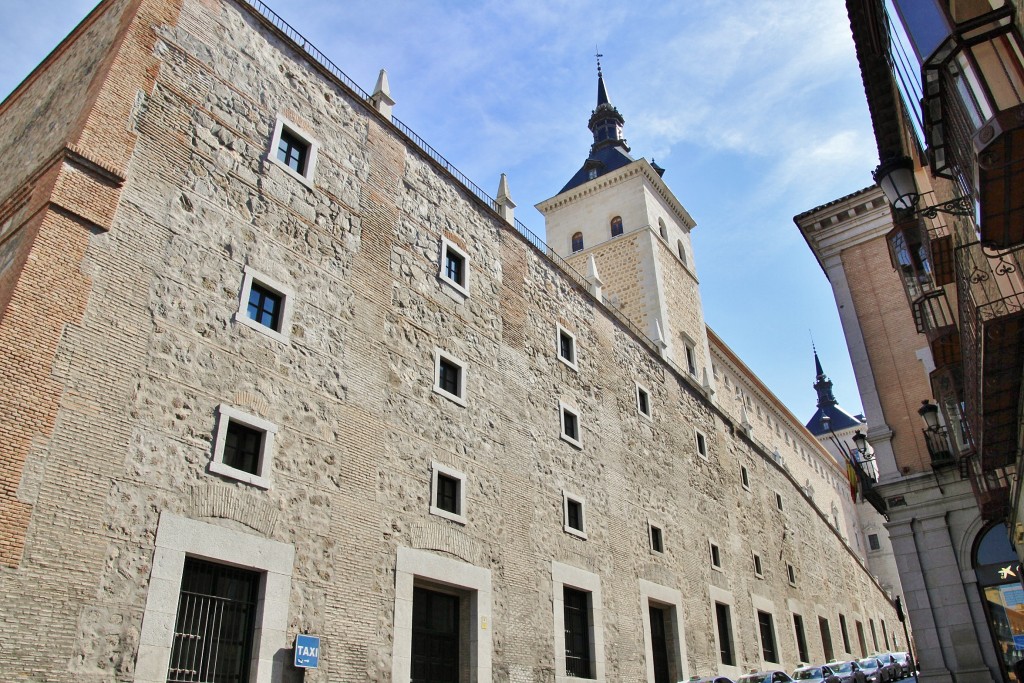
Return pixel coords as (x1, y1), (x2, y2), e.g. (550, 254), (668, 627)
(571, 232), (584, 253)
(677, 240), (687, 265)
(610, 216), (623, 237)
(658, 218), (668, 240)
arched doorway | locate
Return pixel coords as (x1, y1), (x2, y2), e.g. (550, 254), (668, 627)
(974, 522), (1024, 682)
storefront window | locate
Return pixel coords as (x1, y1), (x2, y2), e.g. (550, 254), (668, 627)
(974, 523), (1024, 681)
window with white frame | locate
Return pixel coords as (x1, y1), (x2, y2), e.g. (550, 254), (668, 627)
(438, 237), (470, 296)
(636, 382), (652, 419)
(753, 552), (764, 578)
(432, 349), (467, 406)
(430, 461), (467, 525)
(649, 523), (664, 553)
(268, 114), (319, 186)
(234, 265), (294, 344)
(709, 540), (723, 570)
(559, 400), (582, 448)
(556, 323), (578, 371)
(209, 404), (276, 489)
(563, 491), (587, 539)
(695, 429), (708, 459)
(787, 563), (797, 586)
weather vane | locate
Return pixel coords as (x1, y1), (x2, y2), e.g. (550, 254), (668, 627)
(595, 48), (603, 76)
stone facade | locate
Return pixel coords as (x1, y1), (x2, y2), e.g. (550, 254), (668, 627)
(0, 0), (902, 681)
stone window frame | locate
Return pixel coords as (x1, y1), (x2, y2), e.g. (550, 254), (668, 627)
(268, 113), (320, 188)
(234, 265), (294, 345)
(559, 400), (583, 449)
(867, 533), (881, 551)
(562, 490), (587, 540)
(429, 461), (467, 525)
(556, 323), (579, 371)
(438, 236), (470, 297)
(752, 594), (780, 667)
(635, 381), (653, 420)
(432, 348), (468, 407)
(775, 491), (784, 512)
(740, 465), (750, 491)
(695, 429), (708, 460)
(648, 520), (665, 555)
(209, 404), (277, 490)
(391, 547), (492, 683)
(752, 551), (764, 579)
(709, 585), (740, 679)
(135, 512), (294, 683)
(640, 580), (689, 683)
(552, 561), (605, 683)
(709, 539), (723, 571)
(787, 563), (797, 587)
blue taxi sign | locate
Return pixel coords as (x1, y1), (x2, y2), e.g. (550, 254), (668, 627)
(294, 634), (320, 669)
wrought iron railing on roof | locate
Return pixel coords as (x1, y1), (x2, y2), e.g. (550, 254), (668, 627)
(239, 0), (669, 359)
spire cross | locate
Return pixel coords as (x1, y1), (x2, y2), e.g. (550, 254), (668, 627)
(595, 48), (603, 75)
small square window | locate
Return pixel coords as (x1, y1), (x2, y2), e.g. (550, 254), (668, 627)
(430, 462), (467, 524)
(709, 541), (722, 570)
(695, 430), (708, 459)
(563, 492), (586, 539)
(649, 524), (664, 553)
(268, 115), (319, 186)
(787, 563), (797, 586)
(209, 405), (277, 489)
(438, 237), (470, 296)
(432, 349), (468, 406)
(556, 324), (578, 371)
(636, 383), (652, 419)
(741, 465), (750, 490)
(868, 533), (881, 551)
(753, 553), (764, 578)
(559, 401), (582, 449)
(775, 492), (784, 511)
(234, 266), (294, 344)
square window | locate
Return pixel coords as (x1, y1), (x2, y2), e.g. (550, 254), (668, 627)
(787, 563), (797, 586)
(775, 492), (784, 511)
(695, 430), (708, 459)
(753, 553), (763, 578)
(430, 462), (467, 524)
(709, 541), (722, 570)
(209, 404), (276, 489)
(234, 266), (294, 344)
(636, 383), (652, 419)
(741, 465), (750, 490)
(268, 114), (319, 186)
(563, 492), (587, 539)
(559, 401), (582, 448)
(650, 524), (664, 553)
(432, 349), (467, 406)
(438, 237), (470, 296)
(556, 324), (578, 371)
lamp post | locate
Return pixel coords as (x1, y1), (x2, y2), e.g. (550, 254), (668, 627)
(917, 399), (954, 466)
(873, 156), (974, 218)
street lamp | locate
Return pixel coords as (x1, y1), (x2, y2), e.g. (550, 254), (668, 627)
(852, 429), (869, 456)
(917, 399), (941, 431)
(873, 155), (974, 218)
(917, 399), (954, 466)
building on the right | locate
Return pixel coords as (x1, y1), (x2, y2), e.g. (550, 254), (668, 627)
(797, 2), (1024, 681)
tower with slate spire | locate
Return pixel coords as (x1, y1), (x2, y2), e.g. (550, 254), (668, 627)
(805, 347), (868, 465)
(536, 59), (713, 392)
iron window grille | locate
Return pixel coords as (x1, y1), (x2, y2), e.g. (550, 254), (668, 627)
(563, 587), (592, 678)
(758, 610), (779, 663)
(794, 614), (810, 665)
(716, 602), (735, 666)
(167, 558), (260, 683)
(411, 587), (460, 683)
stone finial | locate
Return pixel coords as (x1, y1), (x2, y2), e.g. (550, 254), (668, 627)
(652, 320), (668, 357)
(495, 173), (516, 224)
(370, 68), (395, 120)
(702, 367), (716, 399)
(586, 255), (604, 301)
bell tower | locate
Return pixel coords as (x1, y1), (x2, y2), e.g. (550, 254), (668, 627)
(535, 60), (714, 394)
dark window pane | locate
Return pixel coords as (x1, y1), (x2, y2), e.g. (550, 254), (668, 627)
(794, 614), (810, 664)
(276, 128), (308, 174)
(223, 421), (262, 474)
(650, 606), (671, 683)
(563, 411), (578, 440)
(975, 522), (1016, 566)
(564, 587), (592, 678)
(168, 558), (259, 683)
(436, 474), (459, 515)
(247, 282), (282, 331)
(716, 602), (735, 666)
(892, 0), (952, 63)
(821, 616), (835, 661)
(411, 587), (459, 683)
(638, 389), (650, 415)
(839, 614), (851, 654)
(438, 359), (460, 396)
(611, 217), (623, 237)
(445, 250), (464, 286)
(560, 332), (575, 362)
(651, 526), (663, 553)
(711, 544), (721, 567)
(758, 610), (778, 663)
(571, 232), (584, 253)
(567, 500), (583, 531)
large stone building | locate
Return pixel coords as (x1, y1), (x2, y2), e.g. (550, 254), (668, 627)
(0, 1), (902, 681)
(796, 1), (1024, 681)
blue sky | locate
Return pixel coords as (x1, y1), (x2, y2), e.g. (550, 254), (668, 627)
(0, 0), (880, 423)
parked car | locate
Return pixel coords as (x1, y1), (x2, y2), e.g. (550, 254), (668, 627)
(857, 658), (891, 683)
(827, 659), (868, 683)
(872, 654), (902, 680)
(739, 670), (795, 683)
(889, 652), (914, 678)
(689, 676), (737, 683)
(793, 665), (840, 683)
